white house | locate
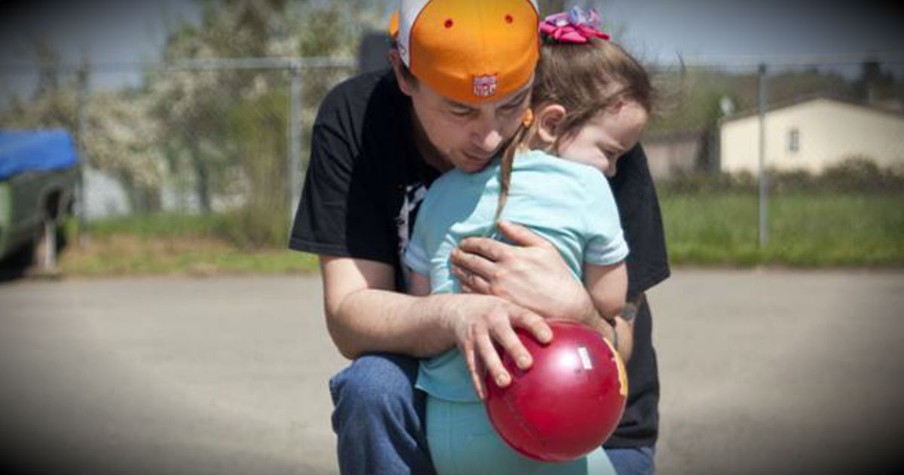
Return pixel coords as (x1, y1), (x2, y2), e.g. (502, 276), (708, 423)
(719, 97), (904, 174)
(643, 129), (708, 181)
(83, 166), (131, 220)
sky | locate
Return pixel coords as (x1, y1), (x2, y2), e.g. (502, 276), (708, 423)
(600, 1), (902, 66)
(1, 0), (902, 98)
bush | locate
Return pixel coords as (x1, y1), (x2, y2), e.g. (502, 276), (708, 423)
(214, 206), (289, 249)
(661, 157), (904, 195)
(659, 170), (756, 194)
(820, 156), (904, 192)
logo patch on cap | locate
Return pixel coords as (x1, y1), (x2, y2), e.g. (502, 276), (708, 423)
(472, 74), (498, 98)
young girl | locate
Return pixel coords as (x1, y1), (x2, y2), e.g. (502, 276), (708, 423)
(403, 7), (654, 475)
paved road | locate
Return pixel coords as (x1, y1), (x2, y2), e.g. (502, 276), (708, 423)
(1, 270), (902, 474)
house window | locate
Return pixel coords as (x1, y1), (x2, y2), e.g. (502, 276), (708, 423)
(788, 128), (800, 153)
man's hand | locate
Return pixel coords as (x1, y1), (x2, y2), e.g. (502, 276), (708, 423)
(441, 294), (551, 400)
(451, 221), (597, 327)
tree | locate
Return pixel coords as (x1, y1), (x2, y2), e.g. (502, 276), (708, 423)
(150, 0), (292, 215)
(3, 0), (391, 245)
(83, 91), (166, 212)
(0, 37), (168, 213)
(853, 59), (896, 103)
(0, 35), (78, 130)
(146, 0), (387, 245)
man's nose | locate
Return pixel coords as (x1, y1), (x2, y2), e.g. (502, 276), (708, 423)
(470, 117), (505, 153)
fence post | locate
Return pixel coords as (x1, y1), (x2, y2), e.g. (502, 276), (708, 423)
(757, 63), (769, 249)
(76, 68), (89, 247)
(288, 59), (302, 229)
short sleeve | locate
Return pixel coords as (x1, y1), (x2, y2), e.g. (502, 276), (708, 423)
(402, 217), (431, 276)
(289, 122), (357, 256)
(288, 74), (398, 265)
(583, 171), (629, 266)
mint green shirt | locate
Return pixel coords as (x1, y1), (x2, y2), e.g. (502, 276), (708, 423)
(403, 150), (628, 402)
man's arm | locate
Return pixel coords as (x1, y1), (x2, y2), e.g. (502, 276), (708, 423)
(321, 256), (455, 359)
(320, 255), (552, 398)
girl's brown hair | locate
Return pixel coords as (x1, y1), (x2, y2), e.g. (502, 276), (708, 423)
(494, 38), (655, 224)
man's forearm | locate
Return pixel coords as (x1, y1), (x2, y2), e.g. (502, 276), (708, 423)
(327, 288), (459, 360)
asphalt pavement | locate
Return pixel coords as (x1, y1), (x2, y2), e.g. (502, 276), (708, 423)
(1, 269), (902, 474)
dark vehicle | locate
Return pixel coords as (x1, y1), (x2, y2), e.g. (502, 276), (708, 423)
(0, 129), (79, 272)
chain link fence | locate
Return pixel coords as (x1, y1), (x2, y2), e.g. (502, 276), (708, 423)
(2, 57), (356, 249)
(644, 57), (904, 265)
(2, 52), (902, 264)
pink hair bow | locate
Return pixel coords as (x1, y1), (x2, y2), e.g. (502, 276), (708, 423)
(539, 6), (610, 44)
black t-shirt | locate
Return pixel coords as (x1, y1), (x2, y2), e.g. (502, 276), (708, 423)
(290, 70), (440, 289)
(290, 69), (670, 448)
(605, 134), (671, 448)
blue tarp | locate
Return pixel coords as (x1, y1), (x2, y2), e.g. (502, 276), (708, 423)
(0, 129), (79, 180)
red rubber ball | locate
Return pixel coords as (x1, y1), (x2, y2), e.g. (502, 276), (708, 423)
(485, 320), (628, 462)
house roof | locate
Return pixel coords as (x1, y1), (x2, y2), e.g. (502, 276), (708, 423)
(719, 94), (904, 124)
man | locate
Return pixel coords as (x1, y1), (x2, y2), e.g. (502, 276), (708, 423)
(289, 1), (669, 474)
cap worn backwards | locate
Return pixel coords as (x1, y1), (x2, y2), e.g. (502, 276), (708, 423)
(393, 0), (540, 104)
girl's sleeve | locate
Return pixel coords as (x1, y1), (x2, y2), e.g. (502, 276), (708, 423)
(401, 191), (434, 277)
(583, 172), (629, 266)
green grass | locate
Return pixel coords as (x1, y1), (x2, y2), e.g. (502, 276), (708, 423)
(83, 213), (227, 238)
(60, 239), (319, 276)
(59, 213), (319, 277)
(55, 193), (904, 277)
(660, 191), (904, 267)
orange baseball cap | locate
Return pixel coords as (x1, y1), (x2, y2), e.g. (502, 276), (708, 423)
(393, 0), (540, 104)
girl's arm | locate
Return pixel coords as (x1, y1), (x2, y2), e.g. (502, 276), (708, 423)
(583, 261), (633, 363)
(408, 270), (432, 297)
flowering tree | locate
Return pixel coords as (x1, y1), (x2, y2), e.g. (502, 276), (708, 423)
(84, 91), (166, 212)
(144, 0), (386, 244)
(0, 34), (170, 213)
(3, 0), (389, 244)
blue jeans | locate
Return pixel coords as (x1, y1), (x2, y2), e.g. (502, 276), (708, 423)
(328, 353), (435, 475)
(606, 447), (656, 475)
(329, 353), (655, 475)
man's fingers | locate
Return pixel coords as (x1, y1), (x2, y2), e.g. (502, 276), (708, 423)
(477, 332), (510, 389)
(497, 220), (550, 248)
(456, 237), (506, 263)
(514, 311), (553, 346)
(490, 321), (533, 370)
(453, 265), (490, 295)
(479, 313), (546, 392)
(463, 343), (486, 400)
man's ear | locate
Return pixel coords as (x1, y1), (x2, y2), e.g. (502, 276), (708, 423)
(388, 50), (415, 96)
(535, 104), (567, 145)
